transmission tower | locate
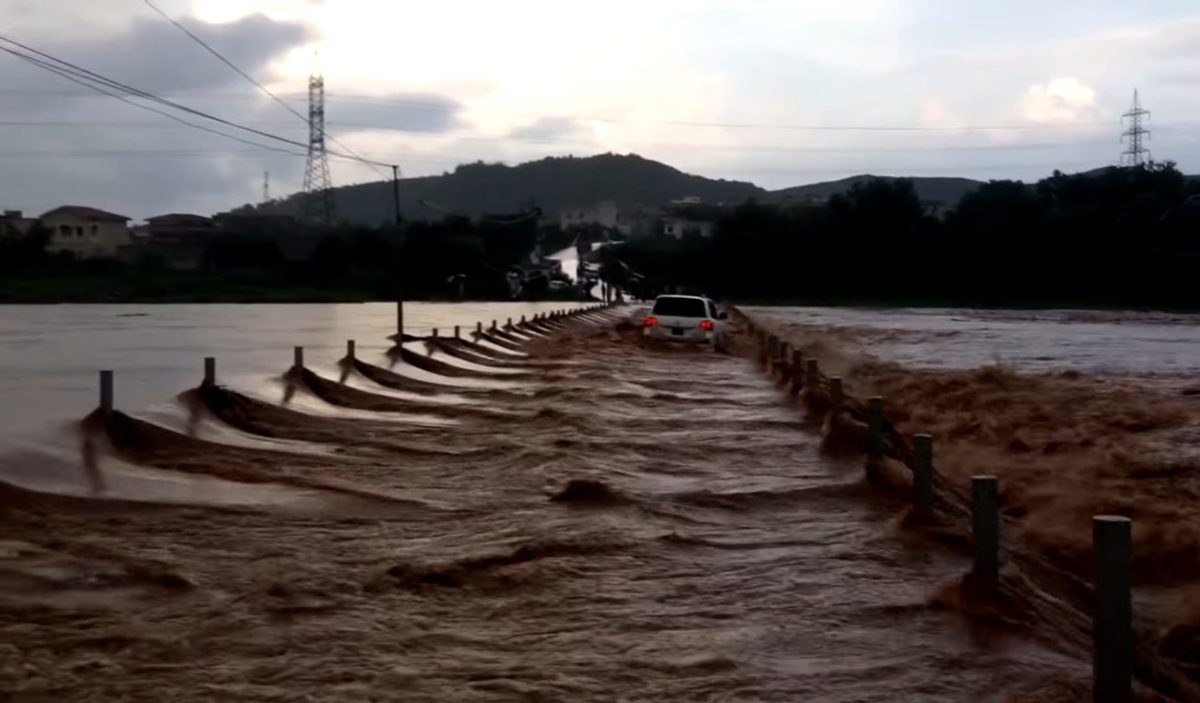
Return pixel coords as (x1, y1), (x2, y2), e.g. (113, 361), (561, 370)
(302, 53), (335, 225)
(1120, 89), (1151, 167)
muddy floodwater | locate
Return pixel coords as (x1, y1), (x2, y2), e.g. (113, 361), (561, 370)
(1, 304), (1197, 701)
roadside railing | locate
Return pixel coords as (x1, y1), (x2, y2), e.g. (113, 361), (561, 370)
(734, 307), (1184, 703)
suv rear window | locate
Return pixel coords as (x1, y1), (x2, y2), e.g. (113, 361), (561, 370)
(652, 297), (708, 317)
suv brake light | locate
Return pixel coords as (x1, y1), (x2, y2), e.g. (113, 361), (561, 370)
(699, 319), (715, 332)
(644, 316), (659, 328)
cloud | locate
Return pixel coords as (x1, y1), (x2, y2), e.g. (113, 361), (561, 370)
(325, 93), (462, 136)
(508, 117), (586, 142)
(0, 13), (312, 93)
(916, 98), (968, 129)
(0, 9), (316, 218)
(1020, 78), (1101, 124)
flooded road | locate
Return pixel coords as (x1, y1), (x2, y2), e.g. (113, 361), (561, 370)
(0, 306), (1096, 701)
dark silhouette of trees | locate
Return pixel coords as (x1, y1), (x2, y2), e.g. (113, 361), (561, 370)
(604, 165), (1200, 309)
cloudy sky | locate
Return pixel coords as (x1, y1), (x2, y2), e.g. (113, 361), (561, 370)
(2, 0), (1199, 219)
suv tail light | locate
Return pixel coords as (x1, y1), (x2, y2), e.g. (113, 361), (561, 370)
(699, 319), (715, 332)
(644, 316), (659, 328)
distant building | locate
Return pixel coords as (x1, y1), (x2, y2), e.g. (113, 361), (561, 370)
(41, 206), (131, 258)
(145, 213), (216, 235)
(123, 213), (219, 270)
(559, 200), (618, 230)
(615, 207), (663, 238)
(0, 210), (37, 238)
(663, 217), (717, 239)
(213, 211), (299, 235)
(662, 201), (723, 240)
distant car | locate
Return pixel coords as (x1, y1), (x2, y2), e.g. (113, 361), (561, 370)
(643, 295), (730, 351)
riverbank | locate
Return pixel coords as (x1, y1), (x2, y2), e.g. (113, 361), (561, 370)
(0, 269), (587, 304)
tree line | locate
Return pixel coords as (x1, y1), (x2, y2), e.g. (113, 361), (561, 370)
(601, 164), (1200, 309)
(0, 214), (574, 303)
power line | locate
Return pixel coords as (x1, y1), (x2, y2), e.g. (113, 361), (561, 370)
(0, 146), (1114, 175)
(0, 46), (308, 158)
(0, 32), (393, 168)
(0, 84), (1145, 134)
(0, 118), (1145, 154)
(142, 0), (390, 180)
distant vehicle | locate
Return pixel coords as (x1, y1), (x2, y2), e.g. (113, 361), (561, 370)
(643, 295), (729, 351)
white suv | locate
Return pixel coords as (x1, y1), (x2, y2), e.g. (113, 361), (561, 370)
(643, 295), (729, 351)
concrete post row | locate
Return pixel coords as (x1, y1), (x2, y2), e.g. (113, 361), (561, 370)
(912, 434), (934, 517)
(1094, 516), (1132, 703)
(99, 370), (114, 413)
(972, 476), (1000, 586)
(867, 397), (885, 458)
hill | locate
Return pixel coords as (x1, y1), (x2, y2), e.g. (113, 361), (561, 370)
(249, 154), (766, 225)
(767, 175), (983, 208)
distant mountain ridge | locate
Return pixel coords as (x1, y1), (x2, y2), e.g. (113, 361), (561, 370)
(245, 154), (989, 225)
(254, 154), (764, 225)
(766, 175), (984, 208)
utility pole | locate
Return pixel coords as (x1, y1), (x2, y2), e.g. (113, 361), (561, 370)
(302, 52), (335, 226)
(392, 164), (401, 228)
(262, 171), (270, 204)
(1120, 89), (1151, 167)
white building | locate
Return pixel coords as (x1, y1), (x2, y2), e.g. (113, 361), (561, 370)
(559, 200), (618, 230)
(663, 217), (717, 239)
(0, 210), (37, 238)
(42, 206), (131, 258)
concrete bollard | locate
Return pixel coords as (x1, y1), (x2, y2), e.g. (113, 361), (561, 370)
(347, 340), (356, 360)
(912, 434), (935, 517)
(294, 346), (304, 369)
(805, 359), (820, 389)
(492, 320), (498, 331)
(521, 314), (527, 324)
(790, 350), (805, 392)
(867, 397), (885, 457)
(477, 322), (483, 335)
(1094, 515), (1132, 703)
(454, 325), (461, 339)
(830, 377), (844, 410)
(507, 317), (513, 329)
(396, 301), (404, 337)
(99, 370), (114, 413)
(432, 328), (439, 339)
(972, 476), (1000, 586)
(203, 357), (216, 386)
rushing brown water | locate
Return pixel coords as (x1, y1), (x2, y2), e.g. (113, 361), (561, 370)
(745, 308), (1200, 702)
(0, 307), (1119, 701)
